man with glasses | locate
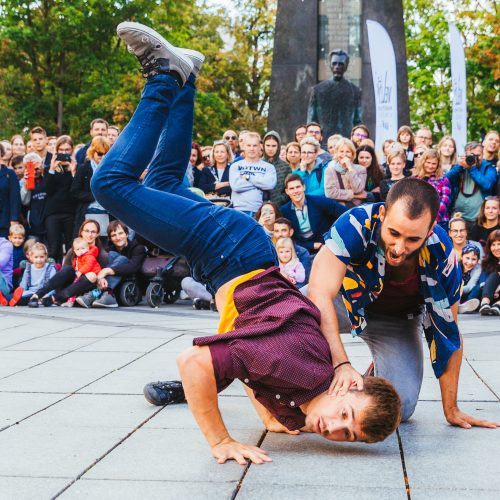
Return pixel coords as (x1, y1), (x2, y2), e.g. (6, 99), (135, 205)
(415, 128), (433, 148)
(305, 122), (330, 161)
(351, 125), (371, 148)
(281, 174), (346, 253)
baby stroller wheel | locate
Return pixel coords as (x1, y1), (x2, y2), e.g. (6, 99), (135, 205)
(118, 280), (141, 307)
(146, 282), (164, 308)
(163, 288), (181, 304)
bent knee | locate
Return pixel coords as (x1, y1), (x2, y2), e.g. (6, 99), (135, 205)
(176, 346), (211, 373)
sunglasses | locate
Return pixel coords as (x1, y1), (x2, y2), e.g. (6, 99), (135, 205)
(203, 155), (211, 160)
(414, 152), (424, 158)
(95, 152), (106, 157)
(224, 135), (237, 140)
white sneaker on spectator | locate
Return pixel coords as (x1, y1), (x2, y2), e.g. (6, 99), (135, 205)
(61, 301), (74, 308)
(458, 298), (480, 314)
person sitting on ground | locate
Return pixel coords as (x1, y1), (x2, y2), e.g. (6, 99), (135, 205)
(448, 213), (483, 263)
(198, 140), (232, 199)
(89, 22), (402, 464)
(380, 145), (406, 201)
(414, 149), (452, 231)
(457, 244), (484, 314)
(255, 201), (281, 240)
(324, 138), (367, 206)
(355, 145), (384, 202)
(478, 230), (500, 316)
(263, 131), (291, 207)
(8, 223), (26, 287)
(273, 217), (311, 285)
(28, 219), (106, 307)
(281, 174), (346, 254)
(76, 220), (146, 308)
(7, 242), (56, 307)
(229, 132), (277, 217)
(0, 235), (13, 305)
(468, 196), (500, 251)
(276, 237), (305, 287)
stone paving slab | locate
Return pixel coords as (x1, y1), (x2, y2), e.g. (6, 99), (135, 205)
(0, 307), (498, 499)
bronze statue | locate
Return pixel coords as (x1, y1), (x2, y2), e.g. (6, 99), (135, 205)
(307, 50), (362, 141)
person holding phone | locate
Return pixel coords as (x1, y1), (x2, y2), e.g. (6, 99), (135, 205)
(44, 135), (77, 262)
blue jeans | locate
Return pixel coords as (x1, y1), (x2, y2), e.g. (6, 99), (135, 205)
(0, 271), (11, 298)
(91, 74), (277, 294)
(107, 252), (128, 290)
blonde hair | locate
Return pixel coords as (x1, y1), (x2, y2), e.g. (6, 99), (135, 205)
(387, 144), (406, 164)
(73, 237), (89, 249)
(244, 132), (261, 143)
(24, 239), (37, 256)
(9, 223), (25, 236)
(275, 237), (298, 264)
(414, 149), (443, 179)
(210, 140), (234, 165)
(87, 136), (110, 160)
(30, 242), (48, 257)
(300, 137), (320, 152)
(437, 135), (457, 165)
(334, 138), (356, 159)
(327, 134), (343, 148)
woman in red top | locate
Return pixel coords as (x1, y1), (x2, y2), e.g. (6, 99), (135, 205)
(28, 219), (106, 307)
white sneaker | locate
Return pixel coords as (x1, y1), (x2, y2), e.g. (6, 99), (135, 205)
(179, 48), (205, 77)
(61, 301), (74, 308)
(117, 22), (194, 84)
(458, 298), (480, 314)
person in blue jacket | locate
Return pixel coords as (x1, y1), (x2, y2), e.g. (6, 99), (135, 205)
(281, 174), (346, 253)
(446, 141), (497, 226)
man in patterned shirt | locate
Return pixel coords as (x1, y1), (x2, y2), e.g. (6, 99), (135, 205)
(308, 177), (499, 429)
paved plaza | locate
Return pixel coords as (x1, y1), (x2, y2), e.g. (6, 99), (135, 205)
(0, 303), (499, 499)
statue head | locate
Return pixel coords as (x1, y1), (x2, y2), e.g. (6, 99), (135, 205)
(329, 49), (349, 81)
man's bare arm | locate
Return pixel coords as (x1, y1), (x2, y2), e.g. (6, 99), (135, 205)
(439, 304), (499, 429)
(177, 346), (272, 464)
(308, 247), (364, 394)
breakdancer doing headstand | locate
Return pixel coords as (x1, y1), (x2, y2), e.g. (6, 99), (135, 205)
(91, 22), (401, 465)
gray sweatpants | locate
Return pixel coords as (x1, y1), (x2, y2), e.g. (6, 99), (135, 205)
(333, 294), (424, 421)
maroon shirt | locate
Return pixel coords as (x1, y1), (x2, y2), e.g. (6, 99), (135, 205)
(193, 267), (333, 430)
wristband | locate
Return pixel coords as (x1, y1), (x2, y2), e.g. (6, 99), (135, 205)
(334, 361), (351, 371)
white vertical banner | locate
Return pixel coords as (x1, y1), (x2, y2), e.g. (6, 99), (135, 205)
(366, 20), (398, 152)
(449, 23), (467, 153)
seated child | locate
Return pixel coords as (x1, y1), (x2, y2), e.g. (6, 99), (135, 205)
(276, 237), (306, 287)
(458, 244), (484, 314)
(8, 224), (26, 288)
(8, 242), (56, 306)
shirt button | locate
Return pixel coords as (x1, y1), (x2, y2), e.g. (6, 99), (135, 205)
(275, 394), (281, 400)
(244, 378), (249, 383)
(290, 401), (295, 407)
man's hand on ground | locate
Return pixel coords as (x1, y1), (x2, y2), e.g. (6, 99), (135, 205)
(328, 363), (364, 396)
(445, 407), (500, 429)
(265, 416), (300, 435)
(212, 437), (272, 465)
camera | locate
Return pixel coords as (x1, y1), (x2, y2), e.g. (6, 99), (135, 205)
(465, 153), (479, 167)
(56, 153), (72, 163)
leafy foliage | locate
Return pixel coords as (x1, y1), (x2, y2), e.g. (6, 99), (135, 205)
(0, 0), (277, 144)
(403, 0), (499, 140)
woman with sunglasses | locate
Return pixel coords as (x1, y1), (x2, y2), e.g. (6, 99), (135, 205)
(44, 135), (77, 262)
(71, 136), (111, 237)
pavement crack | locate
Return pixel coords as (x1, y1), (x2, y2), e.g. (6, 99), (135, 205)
(464, 355), (500, 401)
(396, 428), (411, 500)
(51, 405), (167, 499)
(230, 429), (268, 500)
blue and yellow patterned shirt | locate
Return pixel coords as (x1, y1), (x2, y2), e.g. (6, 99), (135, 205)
(324, 203), (462, 378)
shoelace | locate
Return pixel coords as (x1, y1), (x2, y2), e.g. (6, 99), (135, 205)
(135, 46), (163, 78)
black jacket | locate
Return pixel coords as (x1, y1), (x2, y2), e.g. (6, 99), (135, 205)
(199, 164), (231, 197)
(43, 167), (76, 219)
(107, 238), (146, 276)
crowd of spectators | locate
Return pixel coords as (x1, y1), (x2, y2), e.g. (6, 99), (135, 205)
(0, 118), (499, 314)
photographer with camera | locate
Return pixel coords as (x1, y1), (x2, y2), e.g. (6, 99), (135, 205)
(447, 141), (498, 228)
(44, 136), (77, 262)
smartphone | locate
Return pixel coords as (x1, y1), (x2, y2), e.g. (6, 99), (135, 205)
(56, 153), (72, 162)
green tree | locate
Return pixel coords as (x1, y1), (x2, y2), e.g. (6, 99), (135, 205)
(403, 0), (499, 140)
